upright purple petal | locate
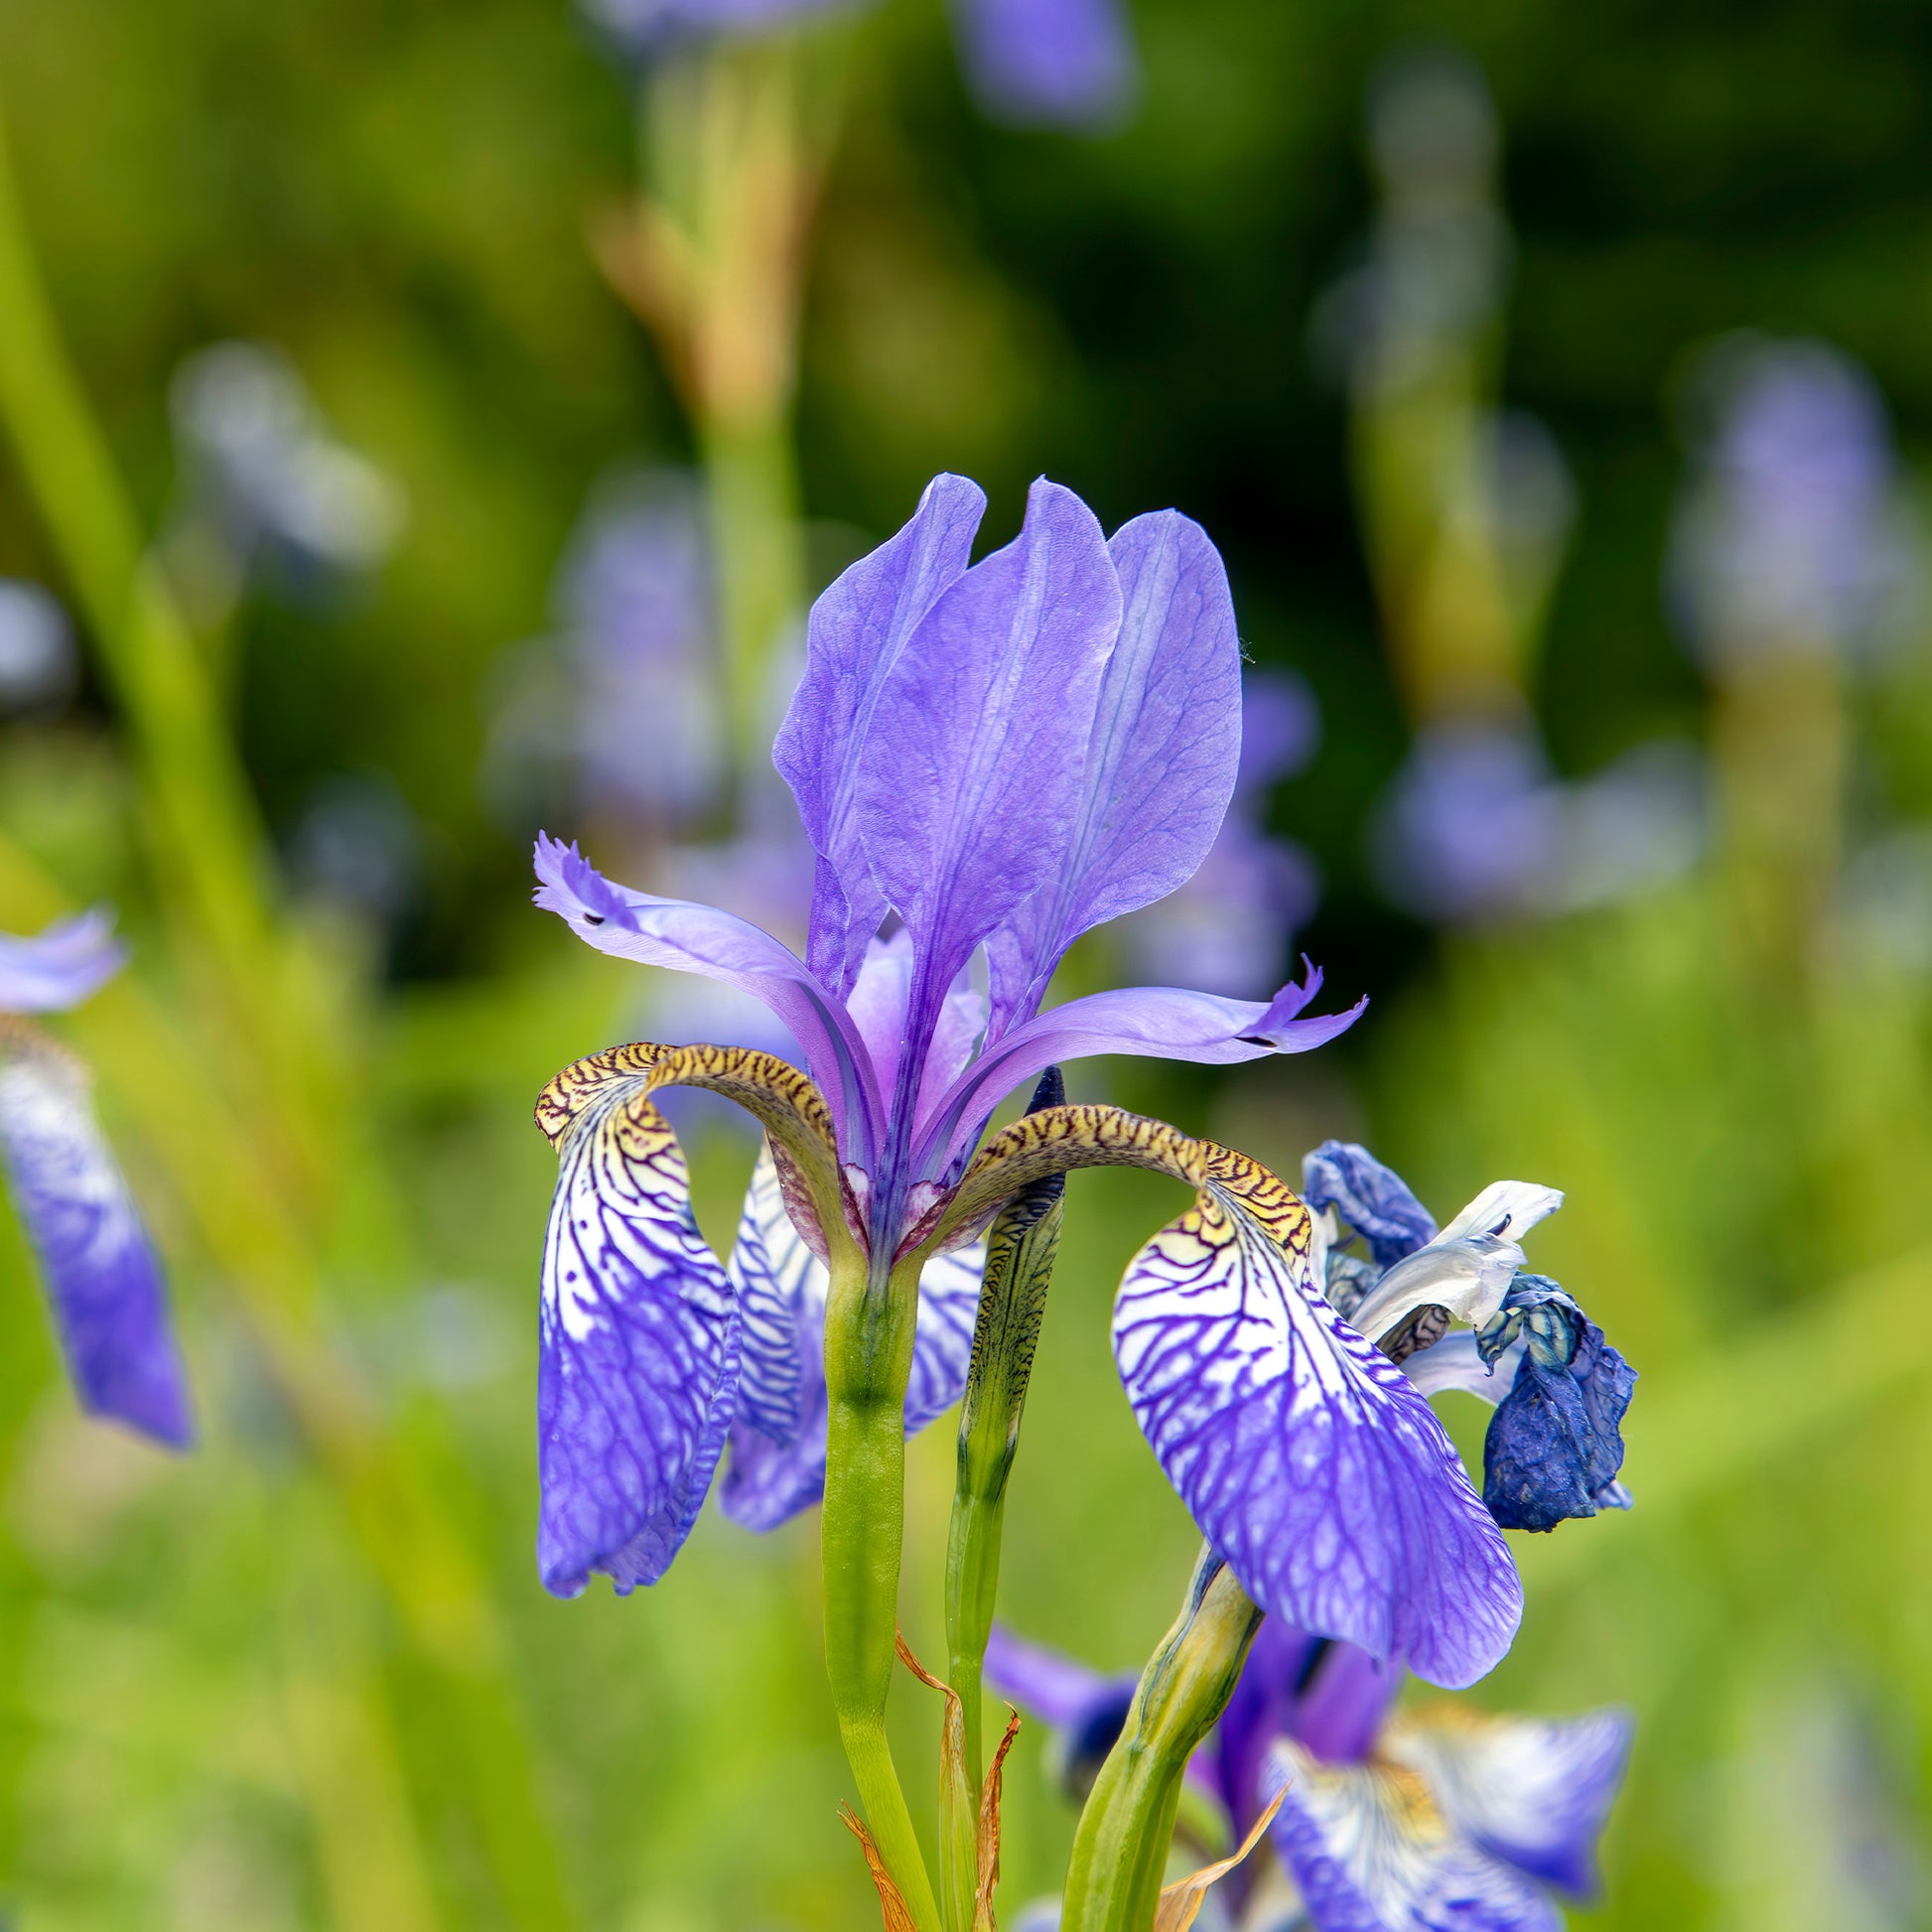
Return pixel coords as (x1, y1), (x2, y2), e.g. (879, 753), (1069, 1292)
(1111, 1179), (1521, 1689)
(1263, 1739), (1562, 1932)
(773, 474), (986, 997)
(986, 509), (1242, 1034)
(952, 0), (1137, 129)
(1391, 1705), (1633, 1898)
(854, 479), (1119, 1027)
(0, 910), (126, 1015)
(533, 835), (882, 1159)
(0, 1041), (192, 1448)
(538, 1081), (738, 1594)
(916, 976), (1365, 1178)
(1303, 1141), (1440, 1270)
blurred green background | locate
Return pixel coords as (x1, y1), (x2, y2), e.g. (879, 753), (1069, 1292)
(0, 0), (1929, 1925)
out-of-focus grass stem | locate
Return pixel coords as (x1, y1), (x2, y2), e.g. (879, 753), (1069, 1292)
(0, 102), (579, 1927)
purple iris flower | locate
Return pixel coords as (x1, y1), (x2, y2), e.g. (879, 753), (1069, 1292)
(994, 1616), (1630, 1932)
(0, 912), (193, 1448)
(1303, 1141), (1635, 1535)
(584, 0), (1135, 130)
(531, 474), (1533, 1689)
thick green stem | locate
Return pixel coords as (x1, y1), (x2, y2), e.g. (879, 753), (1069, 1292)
(822, 1247), (942, 1932)
(1060, 1550), (1265, 1932)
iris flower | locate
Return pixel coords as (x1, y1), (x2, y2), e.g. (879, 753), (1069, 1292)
(585, 0), (1135, 130)
(532, 473), (1536, 1691)
(991, 1616), (1631, 1932)
(1301, 1140), (1636, 1534)
(0, 911), (192, 1447)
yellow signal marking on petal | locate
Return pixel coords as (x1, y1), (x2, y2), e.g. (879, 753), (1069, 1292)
(938, 1103), (1312, 1267)
(1152, 1783), (1288, 1932)
(535, 1039), (845, 1252)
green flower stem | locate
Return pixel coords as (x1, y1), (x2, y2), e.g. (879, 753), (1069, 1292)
(1060, 1549), (1265, 1932)
(822, 1246), (942, 1932)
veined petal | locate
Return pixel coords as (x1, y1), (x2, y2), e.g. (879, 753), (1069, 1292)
(1263, 1739), (1562, 1932)
(0, 1033), (192, 1447)
(916, 976), (1365, 1179)
(953, 0), (1137, 129)
(717, 1142), (986, 1529)
(772, 474), (986, 997)
(1303, 1142), (1440, 1271)
(986, 509), (1241, 1035)
(1387, 1704), (1632, 1898)
(0, 909), (126, 1015)
(855, 478), (1120, 1014)
(536, 1071), (737, 1594)
(533, 835), (882, 1159)
(941, 1108), (1522, 1689)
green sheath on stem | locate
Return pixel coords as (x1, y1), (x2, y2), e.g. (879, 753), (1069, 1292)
(943, 1066), (1065, 1932)
(1059, 1548), (1265, 1932)
(822, 1245), (943, 1932)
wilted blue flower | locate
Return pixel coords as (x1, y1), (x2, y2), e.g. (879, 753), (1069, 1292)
(1123, 671), (1321, 999)
(1669, 338), (1924, 673)
(529, 474), (1537, 1688)
(1304, 1141), (1635, 1535)
(0, 912), (192, 1447)
(994, 1614), (1629, 1932)
(584, 0), (1134, 129)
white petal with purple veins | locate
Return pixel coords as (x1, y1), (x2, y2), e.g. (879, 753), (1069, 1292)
(1112, 1173), (1520, 1689)
(538, 1083), (738, 1595)
(1386, 1705), (1632, 1899)
(1263, 1739), (1562, 1932)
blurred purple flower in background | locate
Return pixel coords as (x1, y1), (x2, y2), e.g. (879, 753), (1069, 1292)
(1373, 716), (1707, 926)
(0, 912), (192, 1448)
(1670, 338), (1925, 673)
(992, 1614), (1631, 1932)
(167, 343), (406, 621)
(584, 0), (1135, 129)
(1121, 670), (1321, 999)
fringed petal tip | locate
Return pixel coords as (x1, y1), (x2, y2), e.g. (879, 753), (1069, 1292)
(532, 832), (636, 929)
(1240, 958), (1368, 1050)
